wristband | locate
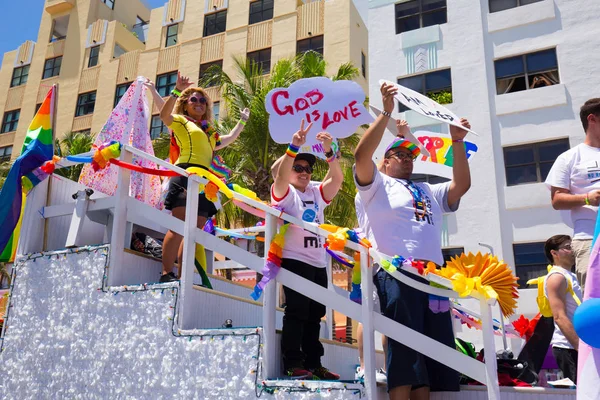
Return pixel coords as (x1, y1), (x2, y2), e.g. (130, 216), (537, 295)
(239, 119), (246, 126)
(381, 110), (392, 118)
(171, 88), (181, 97)
(326, 154), (336, 163)
(452, 139), (464, 143)
(585, 193), (591, 206)
(286, 144), (300, 158)
(324, 149), (334, 158)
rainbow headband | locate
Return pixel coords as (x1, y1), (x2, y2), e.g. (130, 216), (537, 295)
(385, 138), (421, 158)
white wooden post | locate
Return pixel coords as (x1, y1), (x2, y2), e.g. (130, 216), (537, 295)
(108, 149), (132, 286)
(205, 249), (214, 275)
(480, 298), (501, 400)
(325, 256), (335, 340)
(179, 174), (200, 330)
(262, 213), (278, 379)
(65, 190), (91, 248)
(360, 246), (377, 400)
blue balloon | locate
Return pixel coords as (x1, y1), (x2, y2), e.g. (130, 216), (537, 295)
(573, 298), (600, 349)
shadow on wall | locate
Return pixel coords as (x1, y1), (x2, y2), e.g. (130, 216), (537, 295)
(490, 2), (563, 47)
(498, 102), (576, 129)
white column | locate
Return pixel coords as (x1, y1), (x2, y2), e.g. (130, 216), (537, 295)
(325, 256), (335, 340)
(360, 246), (377, 399)
(108, 149), (132, 286)
(178, 174), (200, 330)
(262, 213), (278, 378)
(65, 190), (91, 248)
(480, 298), (500, 400)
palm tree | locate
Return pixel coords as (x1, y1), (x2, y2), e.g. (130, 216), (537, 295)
(54, 131), (96, 182)
(200, 51), (362, 229)
(0, 159), (12, 191)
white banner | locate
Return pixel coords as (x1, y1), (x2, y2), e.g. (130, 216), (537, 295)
(266, 77), (373, 159)
(410, 130), (478, 178)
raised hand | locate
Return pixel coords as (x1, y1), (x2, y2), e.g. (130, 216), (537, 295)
(240, 108), (250, 122)
(396, 119), (410, 138)
(316, 132), (333, 152)
(143, 79), (156, 90)
(381, 83), (398, 113)
(449, 118), (471, 141)
(291, 119), (313, 147)
(176, 71), (192, 92)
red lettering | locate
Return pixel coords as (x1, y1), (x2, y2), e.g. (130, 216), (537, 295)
(322, 111), (334, 130)
(305, 89), (324, 106)
(295, 98), (309, 111)
(311, 109), (321, 122)
(422, 136), (444, 163)
(305, 112), (312, 124)
(271, 91), (294, 116)
(349, 100), (360, 118)
(339, 106), (349, 120)
(333, 111), (342, 123)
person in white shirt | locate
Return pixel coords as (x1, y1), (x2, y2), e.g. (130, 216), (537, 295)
(544, 234), (582, 383)
(271, 120), (343, 380)
(354, 83), (472, 400)
(546, 98), (600, 293)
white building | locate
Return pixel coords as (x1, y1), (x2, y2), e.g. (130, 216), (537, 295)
(368, 0), (600, 300)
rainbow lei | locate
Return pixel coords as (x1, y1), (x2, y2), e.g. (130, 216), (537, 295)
(91, 141), (122, 171)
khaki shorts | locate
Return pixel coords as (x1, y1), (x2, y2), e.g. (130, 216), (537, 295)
(572, 238), (592, 294)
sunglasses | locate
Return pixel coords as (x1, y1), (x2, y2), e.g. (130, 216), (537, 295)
(292, 164), (313, 174)
(188, 96), (207, 104)
(387, 151), (416, 162)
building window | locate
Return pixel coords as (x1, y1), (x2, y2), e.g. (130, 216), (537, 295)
(397, 68), (452, 112)
(514, 242), (547, 288)
(11, 65), (30, 88)
(213, 102), (220, 121)
(489, 0), (544, 13)
(0, 146), (12, 162)
(113, 44), (126, 58)
(442, 247), (464, 265)
(150, 115), (167, 139)
(247, 48), (271, 75)
(297, 35), (324, 56)
(43, 56), (62, 79)
(411, 174), (450, 185)
(495, 48), (559, 95)
(395, 0), (447, 35)
(165, 24), (178, 47)
(361, 51), (367, 78)
(75, 92), (96, 117)
(203, 11), (227, 37)
(50, 15), (69, 42)
(503, 138), (569, 186)
(156, 72), (178, 97)
(1, 110), (20, 134)
(102, 0), (115, 10)
(199, 60), (223, 87)
(249, 0), (274, 25)
(114, 82), (132, 107)
(88, 46), (100, 68)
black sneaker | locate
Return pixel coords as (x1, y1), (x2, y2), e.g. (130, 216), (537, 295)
(159, 272), (177, 283)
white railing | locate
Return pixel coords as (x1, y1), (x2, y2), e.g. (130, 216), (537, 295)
(21, 145), (502, 400)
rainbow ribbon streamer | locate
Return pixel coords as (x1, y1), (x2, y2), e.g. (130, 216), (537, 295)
(250, 224), (289, 301)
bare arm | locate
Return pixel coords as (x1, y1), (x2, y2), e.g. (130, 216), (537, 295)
(551, 187), (600, 209)
(271, 154), (285, 181)
(317, 132), (343, 202)
(159, 71), (190, 127)
(447, 118), (472, 206)
(143, 80), (166, 114)
(273, 120), (313, 199)
(354, 83), (397, 186)
(215, 108), (250, 150)
(547, 274), (580, 350)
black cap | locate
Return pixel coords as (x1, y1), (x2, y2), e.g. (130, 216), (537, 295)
(295, 153), (316, 167)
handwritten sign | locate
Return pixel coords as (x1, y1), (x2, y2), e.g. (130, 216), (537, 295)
(378, 79), (478, 136)
(369, 105), (430, 157)
(411, 130), (478, 178)
(266, 77), (373, 159)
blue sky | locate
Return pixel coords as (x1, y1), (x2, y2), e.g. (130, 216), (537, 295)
(0, 0), (165, 63)
(1, 0), (366, 64)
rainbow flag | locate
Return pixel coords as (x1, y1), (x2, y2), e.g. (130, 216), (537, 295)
(0, 86), (55, 261)
(578, 211), (600, 398)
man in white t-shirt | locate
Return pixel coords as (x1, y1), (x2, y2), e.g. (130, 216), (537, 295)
(354, 83), (472, 400)
(546, 99), (600, 293)
(544, 235), (582, 383)
(271, 120), (343, 380)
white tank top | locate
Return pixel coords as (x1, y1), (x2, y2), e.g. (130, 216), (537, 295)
(543, 266), (582, 349)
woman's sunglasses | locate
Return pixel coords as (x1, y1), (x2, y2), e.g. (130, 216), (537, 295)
(188, 96), (207, 104)
(292, 165), (313, 174)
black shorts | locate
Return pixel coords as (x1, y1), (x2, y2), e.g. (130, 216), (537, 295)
(374, 268), (459, 392)
(164, 163), (218, 218)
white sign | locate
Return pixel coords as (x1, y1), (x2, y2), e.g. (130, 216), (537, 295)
(369, 105), (430, 157)
(378, 79), (478, 136)
(411, 130), (479, 178)
(266, 77), (373, 159)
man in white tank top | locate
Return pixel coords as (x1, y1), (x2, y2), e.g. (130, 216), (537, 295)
(544, 235), (582, 383)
